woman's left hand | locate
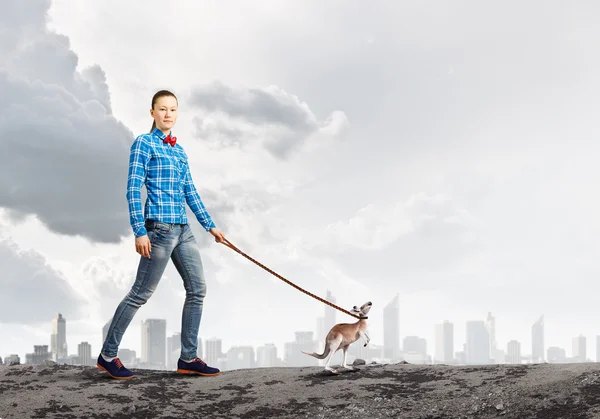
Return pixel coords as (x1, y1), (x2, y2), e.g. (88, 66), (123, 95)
(209, 227), (226, 243)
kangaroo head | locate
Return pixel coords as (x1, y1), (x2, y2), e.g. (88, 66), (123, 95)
(350, 301), (372, 317)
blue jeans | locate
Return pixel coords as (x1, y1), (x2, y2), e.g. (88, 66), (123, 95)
(101, 220), (207, 361)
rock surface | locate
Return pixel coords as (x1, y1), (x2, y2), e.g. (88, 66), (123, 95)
(2, 361), (600, 418)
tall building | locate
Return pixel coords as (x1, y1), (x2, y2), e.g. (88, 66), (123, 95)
(466, 320), (490, 365)
(316, 290), (337, 350)
(256, 344), (278, 367)
(4, 354), (20, 365)
(226, 346), (255, 370)
(324, 290), (336, 333)
(102, 318), (112, 344)
(78, 342), (92, 366)
(506, 340), (521, 364)
(51, 313), (68, 362)
(531, 315), (544, 363)
(435, 321), (454, 364)
(284, 331), (318, 367)
(547, 346), (566, 363)
(205, 338), (223, 367)
(403, 336), (427, 355)
(26, 345), (51, 365)
(383, 294), (400, 361)
(118, 349), (137, 365)
(485, 312), (499, 362)
(572, 335), (586, 362)
(141, 319), (167, 368)
(167, 333), (181, 370)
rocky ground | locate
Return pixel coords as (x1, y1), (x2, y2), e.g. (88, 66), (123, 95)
(2, 360), (600, 418)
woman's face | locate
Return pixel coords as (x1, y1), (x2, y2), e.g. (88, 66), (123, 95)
(151, 95), (178, 132)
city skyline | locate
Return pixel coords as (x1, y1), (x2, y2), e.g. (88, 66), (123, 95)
(3, 1), (600, 374)
(4, 293), (600, 370)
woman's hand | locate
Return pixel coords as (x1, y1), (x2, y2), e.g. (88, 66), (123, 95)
(135, 235), (152, 258)
(209, 228), (226, 243)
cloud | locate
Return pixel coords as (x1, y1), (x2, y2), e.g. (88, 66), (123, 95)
(188, 82), (349, 158)
(0, 237), (84, 324)
(0, 0), (134, 244)
(287, 191), (485, 293)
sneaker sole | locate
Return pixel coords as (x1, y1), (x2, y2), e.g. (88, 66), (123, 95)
(176, 368), (221, 376)
(97, 363), (135, 380)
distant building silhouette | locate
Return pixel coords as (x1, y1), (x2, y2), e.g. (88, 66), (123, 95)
(51, 313), (68, 362)
(383, 294), (400, 361)
(284, 331), (318, 367)
(506, 340), (521, 364)
(547, 346), (566, 363)
(167, 332), (181, 370)
(205, 338), (223, 367)
(256, 344), (278, 367)
(25, 345), (51, 365)
(78, 342), (92, 366)
(435, 320), (454, 364)
(572, 335), (586, 362)
(531, 315), (544, 363)
(226, 346), (255, 370)
(102, 318), (112, 344)
(141, 319), (166, 368)
(466, 320), (490, 365)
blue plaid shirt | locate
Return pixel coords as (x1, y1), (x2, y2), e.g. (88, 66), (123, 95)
(126, 127), (216, 237)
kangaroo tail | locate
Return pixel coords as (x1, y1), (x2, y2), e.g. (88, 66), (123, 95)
(302, 344), (331, 360)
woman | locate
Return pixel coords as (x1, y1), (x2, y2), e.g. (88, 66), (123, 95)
(97, 89), (224, 380)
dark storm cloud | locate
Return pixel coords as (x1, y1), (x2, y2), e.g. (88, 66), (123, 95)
(0, 238), (84, 324)
(0, 0), (134, 243)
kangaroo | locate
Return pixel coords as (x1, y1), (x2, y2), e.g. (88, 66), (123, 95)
(302, 301), (372, 374)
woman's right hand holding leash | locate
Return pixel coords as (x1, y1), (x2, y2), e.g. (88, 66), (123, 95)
(136, 235), (152, 258)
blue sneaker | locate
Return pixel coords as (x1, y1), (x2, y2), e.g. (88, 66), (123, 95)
(177, 358), (220, 376)
(96, 354), (134, 380)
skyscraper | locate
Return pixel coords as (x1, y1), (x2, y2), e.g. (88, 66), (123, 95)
(572, 335), (586, 362)
(256, 344), (278, 367)
(531, 315), (544, 363)
(102, 318), (112, 344)
(316, 290), (337, 351)
(324, 290), (336, 332)
(485, 312), (498, 362)
(141, 319), (167, 368)
(506, 340), (521, 364)
(205, 338), (223, 367)
(435, 320), (454, 364)
(383, 294), (400, 361)
(78, 341), (92, 366)
(466, 320), (490, 365)
(167, 332), (181, 370)
(284, 331), (318, 367)
(51, 313), (67, 362)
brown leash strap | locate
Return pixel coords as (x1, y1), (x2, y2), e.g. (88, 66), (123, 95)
(221, 238), (363, 320)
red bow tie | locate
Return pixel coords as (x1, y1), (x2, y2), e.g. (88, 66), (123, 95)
(164, 134), (177, 146)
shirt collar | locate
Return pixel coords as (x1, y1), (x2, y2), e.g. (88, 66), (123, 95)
(151, 127), (173, 140)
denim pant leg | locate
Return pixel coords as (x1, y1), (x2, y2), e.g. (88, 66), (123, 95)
(101, 225), (178, 358)
(170, 224), (207, 360)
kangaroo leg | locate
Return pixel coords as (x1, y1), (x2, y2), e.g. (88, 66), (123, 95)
(359, 330), (370, 347)
(324, 337), (342, 374)
(341, 345), (354, 370)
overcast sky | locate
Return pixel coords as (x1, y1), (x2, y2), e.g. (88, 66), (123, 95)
(2, 0), (600, 364)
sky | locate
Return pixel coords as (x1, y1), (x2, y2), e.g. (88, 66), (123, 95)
(2, 0), (600, 364)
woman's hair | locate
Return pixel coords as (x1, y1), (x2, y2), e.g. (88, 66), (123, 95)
(150, 89), (178, 132)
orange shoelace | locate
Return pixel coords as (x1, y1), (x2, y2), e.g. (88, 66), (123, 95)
(114, 358), (125, 369)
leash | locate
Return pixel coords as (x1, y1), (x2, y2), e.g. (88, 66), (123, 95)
(221, 238), (365, 320)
